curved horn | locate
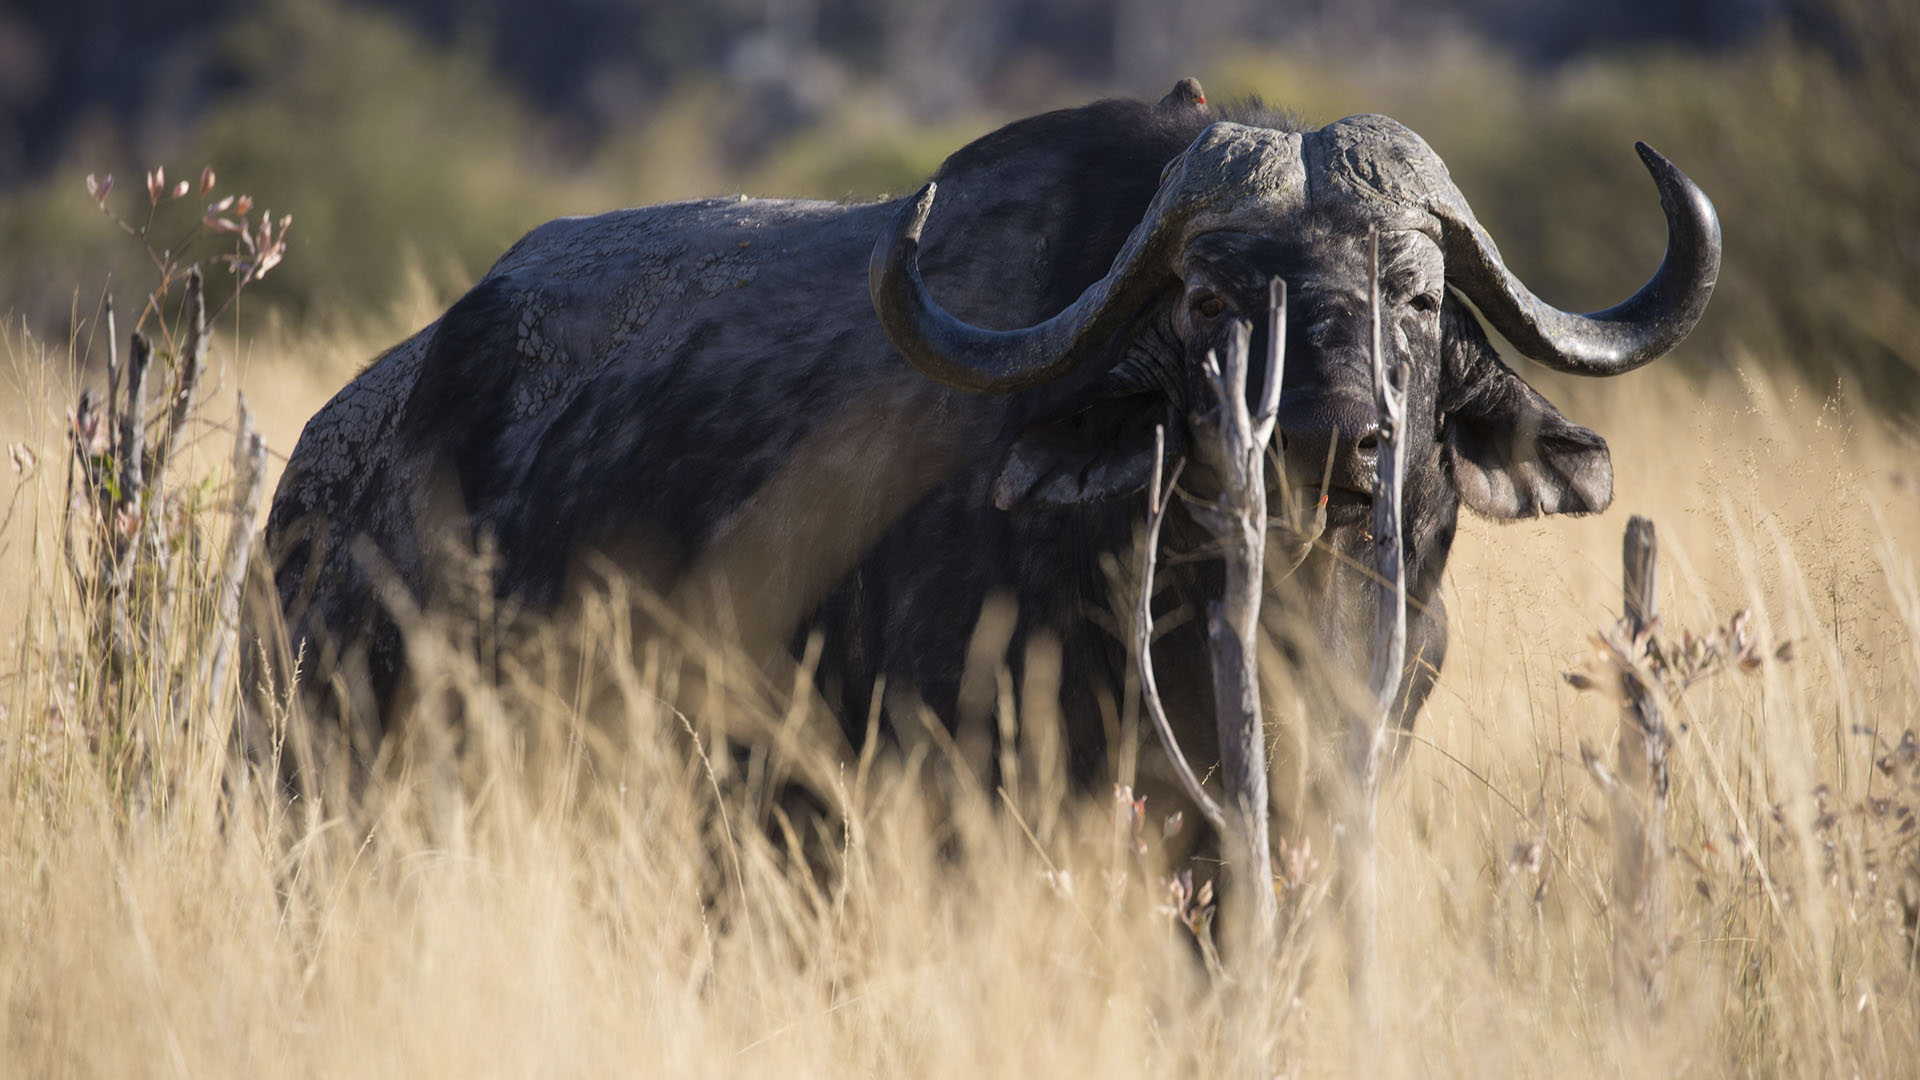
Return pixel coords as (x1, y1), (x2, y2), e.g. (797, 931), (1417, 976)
(869, 180), (1190, 395)
(1435, 142), (1721, 377)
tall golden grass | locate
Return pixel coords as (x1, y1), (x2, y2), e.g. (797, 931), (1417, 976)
(2, 286), (1916, 1075)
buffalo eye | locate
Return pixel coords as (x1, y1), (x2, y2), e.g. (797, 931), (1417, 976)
(1409, 291), (1441, 314)
(1192, 293), (1227, 320)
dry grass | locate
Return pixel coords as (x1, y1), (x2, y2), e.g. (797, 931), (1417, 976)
(1, 307), (1917, 1076)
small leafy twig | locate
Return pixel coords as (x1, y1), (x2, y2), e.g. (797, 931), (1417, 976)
(85, 165), (290, 341)
(56, 158), (293, 776)
(1162, 868), (1224, 980)
(1563, 607), (1792, 702)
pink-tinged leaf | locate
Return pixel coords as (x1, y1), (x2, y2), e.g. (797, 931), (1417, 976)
(1167, 869), (1191, 906)
(68, 398), (103, 451)
(208, 195), (235, 212)
(233, 194), (252, 216)
(171, 179), (189, 199)
(199, 165), (216, 194)
(85, 173), (99, 198)
(147, 167), (164, 204)
(202, 213), (246, 236)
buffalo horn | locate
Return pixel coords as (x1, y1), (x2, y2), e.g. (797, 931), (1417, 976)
(869, 181), (1188, 395)
(1435, 142), (1721, 377)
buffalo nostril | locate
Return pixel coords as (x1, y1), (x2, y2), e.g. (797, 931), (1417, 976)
(1354, 431), (1381, 453)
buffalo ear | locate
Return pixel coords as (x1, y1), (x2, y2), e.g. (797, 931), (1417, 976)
(1439, 302), (1613, 518)
(993, 395), (1166, 511)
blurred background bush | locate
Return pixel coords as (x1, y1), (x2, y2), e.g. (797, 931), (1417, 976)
(0, 0), (1913, 412)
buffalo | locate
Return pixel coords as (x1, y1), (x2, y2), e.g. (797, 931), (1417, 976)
(263, 81), (1720, 812)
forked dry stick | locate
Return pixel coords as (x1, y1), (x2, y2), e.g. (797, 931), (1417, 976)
(1136, 279), (1288, 960)
(1344, 227), (1409, 1034)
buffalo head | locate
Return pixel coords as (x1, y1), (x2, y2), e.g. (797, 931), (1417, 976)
(870, 111), (1720, 700)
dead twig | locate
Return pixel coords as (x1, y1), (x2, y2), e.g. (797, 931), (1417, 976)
(1343, 227), (1408, 1036)
(1611, 516), (1669, 1027)
(1136, 429), (1227, 836)
(203, 394), (268, 696)
(104, 333), (153, 669)
(1135, 278), (1288, 968)
(151, 267), (208, 484)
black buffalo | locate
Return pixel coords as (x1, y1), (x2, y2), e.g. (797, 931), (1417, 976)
(263, 82), (1720, 799)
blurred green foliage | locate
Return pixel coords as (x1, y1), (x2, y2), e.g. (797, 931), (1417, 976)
(0, 1), (598, 333)
(2, 0), (1914, 413)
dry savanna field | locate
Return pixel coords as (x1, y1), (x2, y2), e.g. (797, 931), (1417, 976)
(3, 16), (1920, 1071)
(3, 270), (1918, 1077)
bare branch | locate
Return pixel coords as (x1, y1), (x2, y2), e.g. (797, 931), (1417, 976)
(1136, 425), (1229, 836)
(152, 266), (208, 482)
(204, 393), (268, 696)
(104, 333), (153, 665)
(1135, 283), (1290, 968)
(1611, 515), (1669, 1028)
(1186, 313), (1284, 955)
(116, 333), (151, 518)
(1253, 277), (1285, 443)
(104, 295), (121, 454)
(1343, 225), (1410, 1038)
(1365, 229), (1409, 722)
